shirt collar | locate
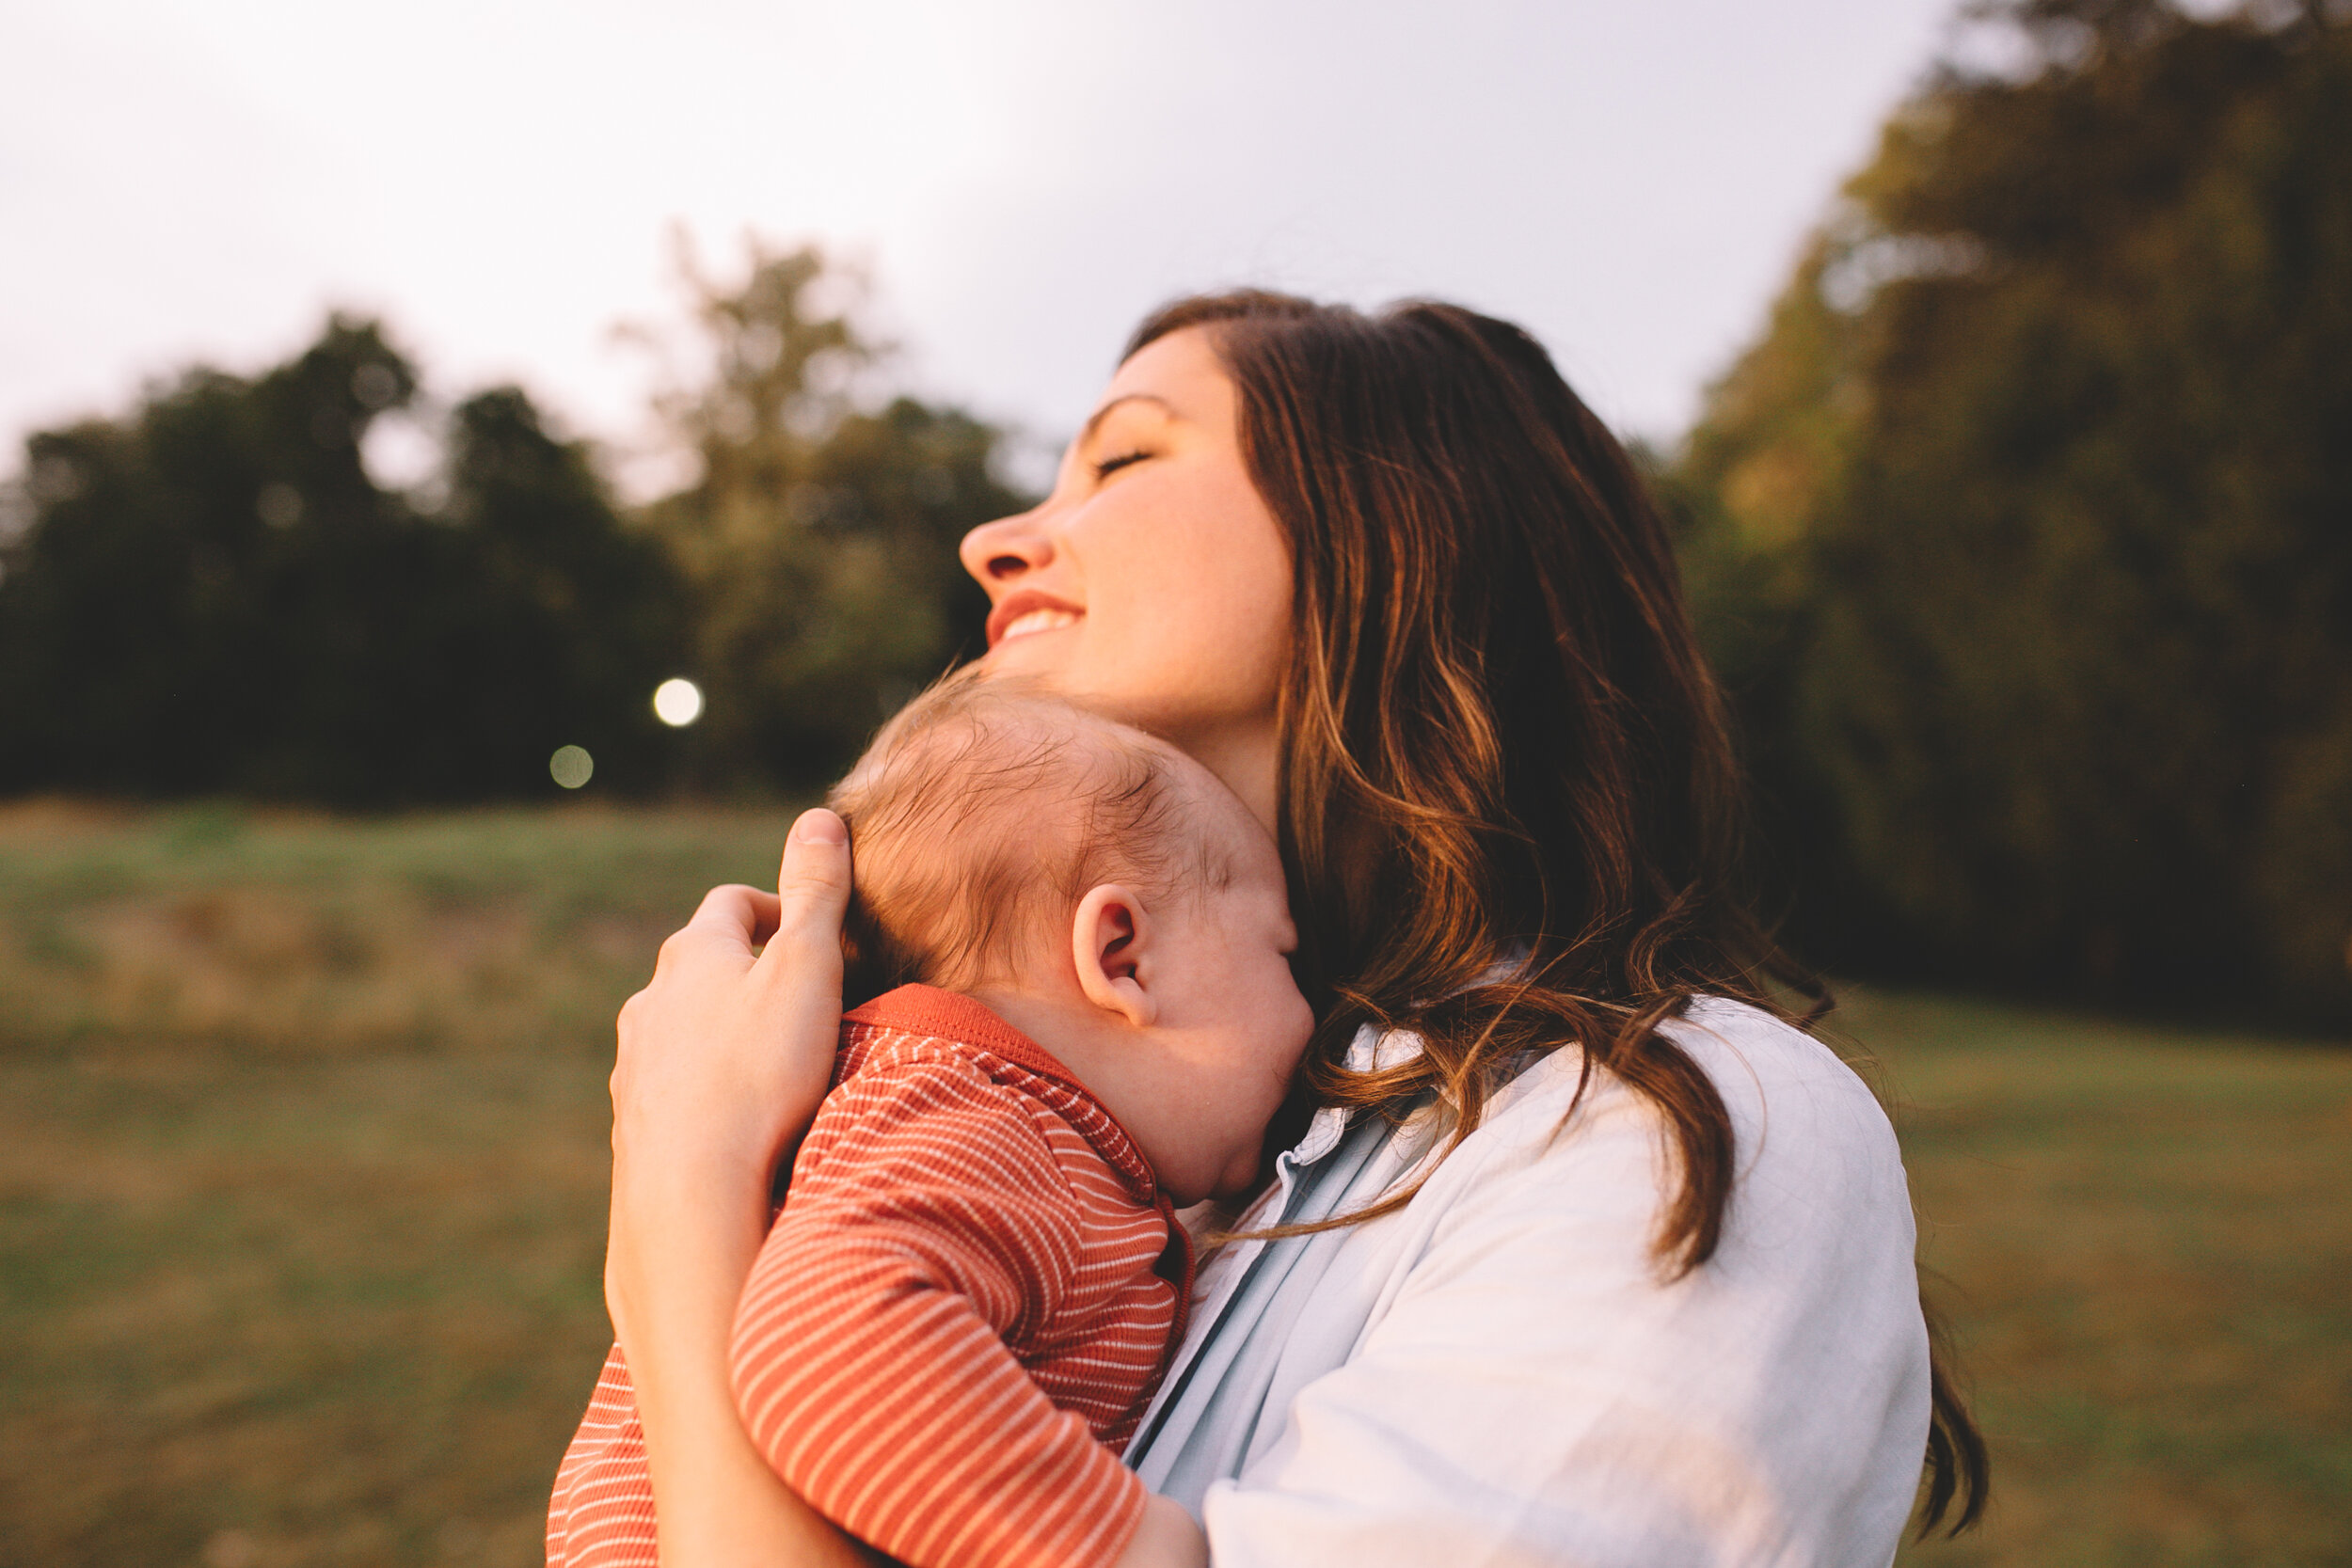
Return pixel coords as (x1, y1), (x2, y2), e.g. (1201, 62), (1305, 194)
(1289, 943), (1530, 1170)
(1287, 1022), (1426, 1168)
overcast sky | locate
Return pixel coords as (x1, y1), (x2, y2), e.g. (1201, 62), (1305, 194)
(3, 0), (1967, 493)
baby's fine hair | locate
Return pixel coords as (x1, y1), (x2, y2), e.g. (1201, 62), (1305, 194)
(830, 670), (1239, 999)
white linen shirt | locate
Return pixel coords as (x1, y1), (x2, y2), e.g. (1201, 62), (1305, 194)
(1124, 997), (1931, 1567)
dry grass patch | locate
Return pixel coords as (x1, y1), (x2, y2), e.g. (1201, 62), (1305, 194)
(0, 800), (794, 1054)
(0, 1046), (614, 1566)
(1859, 990), (2352, 1568)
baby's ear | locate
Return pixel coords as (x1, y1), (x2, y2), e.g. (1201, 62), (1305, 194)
(1072, 883), (1156, 1028)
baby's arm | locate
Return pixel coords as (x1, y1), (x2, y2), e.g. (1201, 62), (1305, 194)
(547, 1342), (653, 1566)
(731, 1054), (1158, 1568)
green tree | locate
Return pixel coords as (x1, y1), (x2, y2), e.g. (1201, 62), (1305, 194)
(0, 318), (685, 803)
(641, 241), (1029, 790)
(1675, 0), (2352, 1020)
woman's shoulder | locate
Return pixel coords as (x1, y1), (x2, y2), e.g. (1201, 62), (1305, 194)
(1663, 995), (1897, 1143)
(1438, 995), (1910, 1257)
(1482, 995), (1895, 1157)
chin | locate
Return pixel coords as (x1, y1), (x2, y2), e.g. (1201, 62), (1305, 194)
(1211, 1160), (1262, 1204)
(980, 640), (1073, 683)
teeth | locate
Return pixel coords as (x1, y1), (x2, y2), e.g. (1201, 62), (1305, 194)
(1002, 608), (1079, 639)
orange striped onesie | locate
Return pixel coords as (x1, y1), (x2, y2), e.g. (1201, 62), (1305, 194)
(548, 983), (1192, 1568)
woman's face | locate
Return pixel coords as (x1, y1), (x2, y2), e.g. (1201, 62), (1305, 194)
(960, 327), (1292, 824)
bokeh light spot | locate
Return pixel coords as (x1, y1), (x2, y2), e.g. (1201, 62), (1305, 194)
(549, 745), (594, 789)
(256, 483), (303, 529)
(351, 362), (400, 410)
(653, 677), (705, 727)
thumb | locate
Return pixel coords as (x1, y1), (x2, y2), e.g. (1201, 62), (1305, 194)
(762, 808), (852, 976)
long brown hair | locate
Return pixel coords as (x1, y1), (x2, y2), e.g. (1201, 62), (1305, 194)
(1127, 290), (1988, 1537)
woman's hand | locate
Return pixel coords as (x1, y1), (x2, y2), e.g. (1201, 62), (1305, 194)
(612, 805), (853, 1198)
(605, 807), (870, 1567)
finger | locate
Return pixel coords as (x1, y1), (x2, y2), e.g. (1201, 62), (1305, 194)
(766, 808), (852, 952)
(748, 888), (786, 949)
(739, 888), (785, 948)
(678, 883), (781, 959)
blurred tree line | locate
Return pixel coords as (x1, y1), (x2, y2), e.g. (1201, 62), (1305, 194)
(1671, 0), (2352, 1021)
(0, 243), (1025, 805)
(8, 0), (2348, 1022)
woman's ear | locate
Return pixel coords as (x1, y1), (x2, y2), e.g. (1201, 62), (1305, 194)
(1072, 883), (1156, 1028)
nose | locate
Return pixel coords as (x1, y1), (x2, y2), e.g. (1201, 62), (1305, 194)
(959, 508), (1054, 594)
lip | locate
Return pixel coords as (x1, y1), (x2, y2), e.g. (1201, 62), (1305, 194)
(985, 590), (1085, 649)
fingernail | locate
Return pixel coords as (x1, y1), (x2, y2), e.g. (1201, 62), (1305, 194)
(792, 809), (847, 846)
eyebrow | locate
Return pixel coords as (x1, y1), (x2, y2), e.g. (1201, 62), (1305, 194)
(1077, 392), (1178, 447)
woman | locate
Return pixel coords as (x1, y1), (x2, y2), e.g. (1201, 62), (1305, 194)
(602, 291), (1987, 1565)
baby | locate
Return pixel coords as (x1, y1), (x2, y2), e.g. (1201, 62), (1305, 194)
(548, 673), (1315, 1568)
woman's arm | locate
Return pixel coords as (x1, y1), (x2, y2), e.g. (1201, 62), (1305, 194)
(602, 809), (871, 1568)
(606, 807), (1206, 1568)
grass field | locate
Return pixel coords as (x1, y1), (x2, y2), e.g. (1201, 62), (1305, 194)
(2, 803), (2345, 1567)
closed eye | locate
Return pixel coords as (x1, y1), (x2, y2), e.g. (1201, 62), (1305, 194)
(1092, 450), (1150, 481)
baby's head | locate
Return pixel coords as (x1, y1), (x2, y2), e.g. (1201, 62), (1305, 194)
(830, 671), (1314, 1203)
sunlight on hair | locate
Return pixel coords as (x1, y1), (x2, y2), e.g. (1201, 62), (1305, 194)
(548, 745), (594, 789)
(652, 677), (704, 727)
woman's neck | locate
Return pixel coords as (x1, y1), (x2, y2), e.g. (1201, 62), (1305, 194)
(1172, 719), (1279, 837)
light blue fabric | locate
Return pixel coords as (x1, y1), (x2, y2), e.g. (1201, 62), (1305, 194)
(1125, 1074), (1425, 1501)
(1119, 999), (1933, 1568)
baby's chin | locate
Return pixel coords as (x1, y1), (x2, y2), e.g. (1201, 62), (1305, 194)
(1203, 1149), (1266, 1205)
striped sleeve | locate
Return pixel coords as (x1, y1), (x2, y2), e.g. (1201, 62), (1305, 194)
(729, 1054), (1150, 1568)
(545, 1343), (658, 1568)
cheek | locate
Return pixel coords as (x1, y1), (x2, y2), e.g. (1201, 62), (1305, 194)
(1208, 483), (1294, 652)
(1144, 581), (1286, 692)
(1080, 526), (1289, 720)
(1252, 955), (1313, 1040)
(1280, 982), (1315, 1064)
(1150, 513), (1289, 686)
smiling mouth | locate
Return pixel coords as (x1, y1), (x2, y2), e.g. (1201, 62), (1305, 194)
(997, 607), (1080, 641)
